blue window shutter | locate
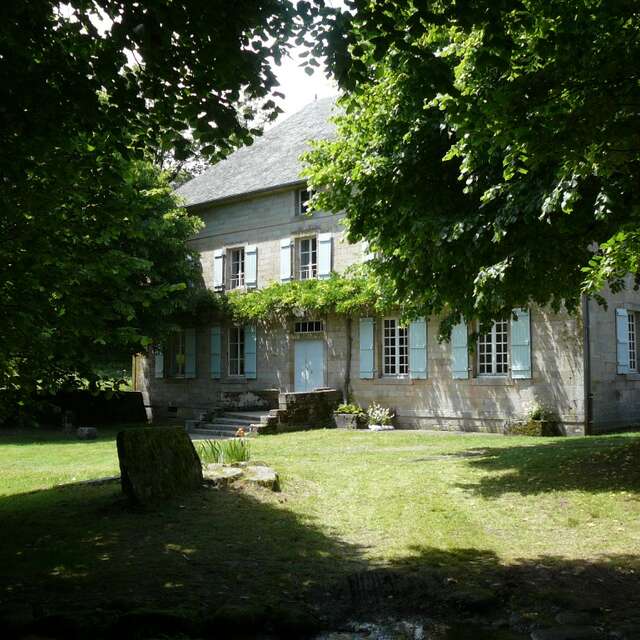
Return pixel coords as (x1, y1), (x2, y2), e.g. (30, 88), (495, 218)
(318, 233), (332, 279)
(184, 328), (197, 378)
(451, 321), (469, 379)
(359, 318), (375, 379)
(245, 245), (257, 289)
(244, 325), (257, 379)
(280, 238), (293, 282)
(510, 309), (532, 379)
(210, 326), (221, 379)
(213, 249), (225, 291)
(616, 308), (630, 374)
(409, 317), (427, 379)
(154, 348), (164, 379)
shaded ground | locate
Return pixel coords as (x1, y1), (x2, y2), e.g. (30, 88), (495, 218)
(0, 428), (639, 638)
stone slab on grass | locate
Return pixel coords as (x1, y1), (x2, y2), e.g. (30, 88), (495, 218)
(203, 462), (279, 492)
(117, 427), (203, 506)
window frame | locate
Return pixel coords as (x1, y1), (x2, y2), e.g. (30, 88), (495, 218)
(297, 187), (313, 215)
(294, 320), (324, 335)
(166, 330), (186, 379)
(297, 236), (318, 281)
(382, 317), (409, 377)
(228, 325), (245, 377)
(228, 246), (245, 290)
(477, 319), (509, 377)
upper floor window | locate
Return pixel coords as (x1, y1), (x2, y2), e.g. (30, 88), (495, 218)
(383, 318), (409, 376)
(298, 237), (317, 280)
(478, 319), (509, 376)
(229, 326), (245, 376)
(229, 247), (245, 289)
(298, 188), (313, 215)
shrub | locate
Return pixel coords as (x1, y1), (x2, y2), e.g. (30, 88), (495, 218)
(335, 403), (364, 415)
(195, 438), (251, 464)
(506, 420), (561, 437)
(367, 402), (394, 426)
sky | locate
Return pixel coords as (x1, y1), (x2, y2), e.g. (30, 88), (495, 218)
(270, 47), (338, 124)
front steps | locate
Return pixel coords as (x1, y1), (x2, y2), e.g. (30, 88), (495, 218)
(186, 410), (277, 439)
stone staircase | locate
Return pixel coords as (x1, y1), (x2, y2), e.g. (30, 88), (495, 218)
(186, 410), (278, 439)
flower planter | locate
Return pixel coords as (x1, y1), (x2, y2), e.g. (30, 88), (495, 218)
(334, 412), (367, 430)
(368, 423), (395, 432)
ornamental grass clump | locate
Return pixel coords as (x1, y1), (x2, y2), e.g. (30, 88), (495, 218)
(195, 438), (251, 464)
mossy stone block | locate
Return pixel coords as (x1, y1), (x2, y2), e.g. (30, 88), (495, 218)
(117, 427), (202, 505)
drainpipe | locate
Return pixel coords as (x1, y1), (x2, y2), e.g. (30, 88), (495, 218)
(582, 294), (593, 435)
(343, 317), (352, 403)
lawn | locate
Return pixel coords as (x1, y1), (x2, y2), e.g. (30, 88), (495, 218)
(1, 427), (640, 636)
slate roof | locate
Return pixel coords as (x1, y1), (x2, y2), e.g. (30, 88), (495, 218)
(176, 96), (337, 208)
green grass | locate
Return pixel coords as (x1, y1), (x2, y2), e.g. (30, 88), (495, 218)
(1, 428), (639, 628)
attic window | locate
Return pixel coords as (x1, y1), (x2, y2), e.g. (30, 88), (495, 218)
(298, 188), (313, 215)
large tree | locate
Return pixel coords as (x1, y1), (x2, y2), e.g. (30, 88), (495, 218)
(0, 0), (323, 416)
(306, 0), (640, 333)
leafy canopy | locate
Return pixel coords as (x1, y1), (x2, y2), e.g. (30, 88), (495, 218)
(0, 0), (328, 415)
(305, 0), (640, 333)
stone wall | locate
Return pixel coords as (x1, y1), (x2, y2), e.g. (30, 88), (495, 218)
(275, 389), (342, 431)
(348, 307), (586, 435)
(587, 278), (640, 433)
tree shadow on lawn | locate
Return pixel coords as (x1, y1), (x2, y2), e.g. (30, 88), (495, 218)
(1, 481), (640, 638)
(0, 424), (147, 446)
(454, 434), (640, 497)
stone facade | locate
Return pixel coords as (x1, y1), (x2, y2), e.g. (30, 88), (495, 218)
(135, 98), (640, 435)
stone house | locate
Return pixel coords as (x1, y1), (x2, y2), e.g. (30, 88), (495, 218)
(135, 97), (640, 435)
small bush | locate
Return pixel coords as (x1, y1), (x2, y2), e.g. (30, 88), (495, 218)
(195, 438), (251, 464)
(335, 403), (364, 415)
(506, 420), (561, 437)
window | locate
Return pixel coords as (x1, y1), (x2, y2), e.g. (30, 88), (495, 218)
(166, 330), (186, 378)
(298, 237), (317, 280)
(629, 311), (638, 372)
(478, 320), (509, 375)
(294, 320), (323, 334)
(229, 326), (245, 376)
(383, 318), (409, 376)
(229, 247), (245, 289)
(298, 188), (313, 215)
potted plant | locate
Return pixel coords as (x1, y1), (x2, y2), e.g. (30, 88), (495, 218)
(367, 402), (395, 431)
(334, 403), (367, 429)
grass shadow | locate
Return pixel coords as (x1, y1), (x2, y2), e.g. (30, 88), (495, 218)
(455, 434), (640, 497)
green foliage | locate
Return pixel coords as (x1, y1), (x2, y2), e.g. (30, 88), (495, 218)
(226, 266), (393, 322)
(335, 403), (364, 415)
(195, 439), (251, 464)
(306, 1), (640, 333)
(506, 420), (561, 438)
(0, 1), (330, 417)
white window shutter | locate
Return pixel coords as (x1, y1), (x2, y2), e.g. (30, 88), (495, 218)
(510, 308), (532, 379)
(184, 328), (196, 378)
(409, 317), (427, 379)
(213, 249), (225, 291)
(616, 308), (630, 374)
(210, 326), (221, 379)
(245, 245), (257, 289)
(359, 318), (375, 379)
(318, 233), (332, 279)
(154, 348), (164, 379)
(244, 325), (257, 379)
(280, 238), (293, 282)
(451, 321), (469, 379)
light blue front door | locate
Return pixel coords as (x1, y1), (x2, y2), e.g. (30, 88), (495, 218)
(294, 340), (325, 392)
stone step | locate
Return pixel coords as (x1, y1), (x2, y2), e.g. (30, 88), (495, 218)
(214, 416), (257, 427)
(190, 428), (235, 439)
(222, 411), (271, 422)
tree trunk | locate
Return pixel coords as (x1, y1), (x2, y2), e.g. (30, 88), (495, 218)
(343, 316), (352, 403)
